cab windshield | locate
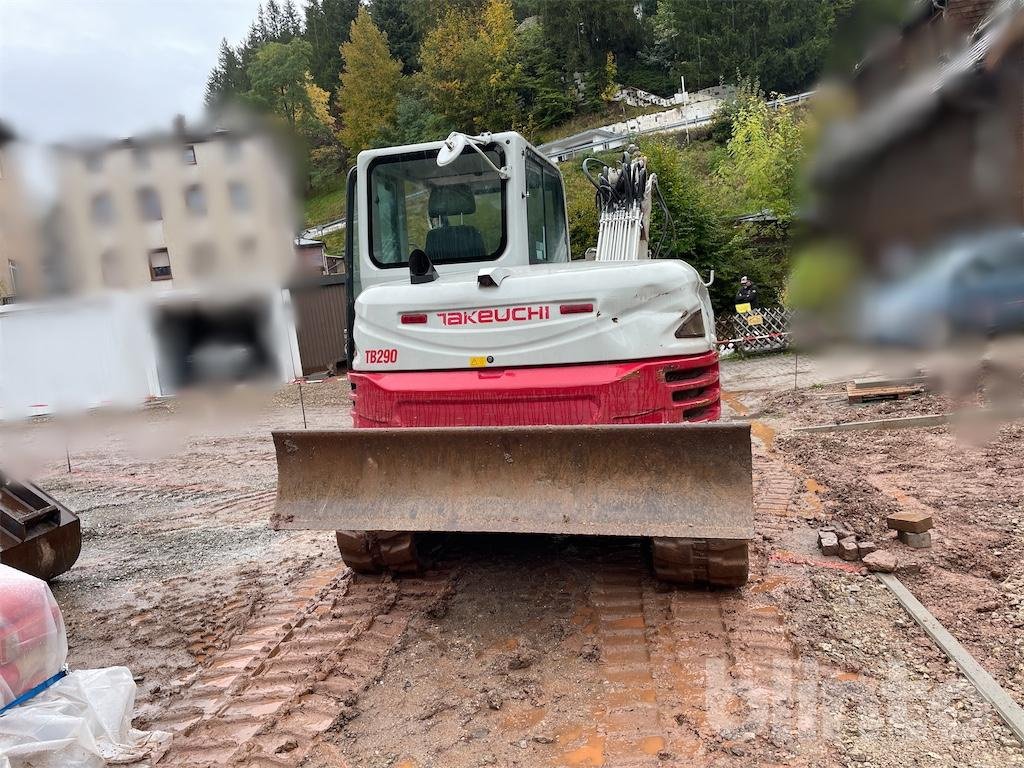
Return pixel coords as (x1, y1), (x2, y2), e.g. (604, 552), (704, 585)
(368, 146), (506, 268)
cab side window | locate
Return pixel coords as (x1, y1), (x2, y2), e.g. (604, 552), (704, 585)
(525, 155), (569, 264)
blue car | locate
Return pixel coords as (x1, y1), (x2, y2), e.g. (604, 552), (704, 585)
(858, 229), (1024, 348)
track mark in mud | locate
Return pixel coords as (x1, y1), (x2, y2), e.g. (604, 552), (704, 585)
(570, 540), (826, 767)
(155, 568), (452, 767)
(145, 489), (278, 534)
(579, 548), (669, 768)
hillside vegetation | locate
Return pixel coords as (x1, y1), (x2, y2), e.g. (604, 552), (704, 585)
(203, 0), (897, 196)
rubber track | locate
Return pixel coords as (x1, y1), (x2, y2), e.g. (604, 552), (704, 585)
(650, 538), (749, 587)
(153, 567), (452, 766)
(336, 530), (420, 574)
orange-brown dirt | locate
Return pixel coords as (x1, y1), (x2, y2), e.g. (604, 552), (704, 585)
(1, 364), (1022, 767)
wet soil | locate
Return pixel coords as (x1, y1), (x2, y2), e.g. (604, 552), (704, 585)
(1, 369), (1022, 767)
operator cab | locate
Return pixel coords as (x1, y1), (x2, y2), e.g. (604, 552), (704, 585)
(346, 131), (570, 297)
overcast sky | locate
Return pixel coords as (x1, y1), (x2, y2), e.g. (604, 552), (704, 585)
(0, 0), (261, 145)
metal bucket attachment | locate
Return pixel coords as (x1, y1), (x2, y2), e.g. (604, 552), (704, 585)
(272, 424), (752, 541)
(1, 472), (82, 581)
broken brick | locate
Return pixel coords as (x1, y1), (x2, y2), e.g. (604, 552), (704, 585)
(863, 550), (897, 573)
(839, 536), (860, 561)
(819, 531), (839, 556)
(857, 541), (877, 557)
(898, 530), (932, 548)
(886, 510), (933, 534)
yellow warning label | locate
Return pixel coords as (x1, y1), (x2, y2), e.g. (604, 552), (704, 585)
(746, 313), (763, 326)
(735, 302), (752, 314)
(469, 356), (488, 368)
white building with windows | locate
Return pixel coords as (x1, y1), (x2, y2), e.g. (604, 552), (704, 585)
(0, 118), (306, 417)
(53, 116), (296, 293)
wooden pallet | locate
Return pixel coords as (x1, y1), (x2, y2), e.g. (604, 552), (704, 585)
(847, 381), (924, 403)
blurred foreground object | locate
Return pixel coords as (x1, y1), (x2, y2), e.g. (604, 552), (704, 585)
(0, 114), (313, 419)
(855, 229), (1024, 348)
(0, 471), (81, 581)
(0, 563), (67, 708)
(0, 570), (170, 766)
(813, 0), (1024, 262)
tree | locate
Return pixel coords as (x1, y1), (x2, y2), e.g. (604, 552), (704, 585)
(601, 52), (619, 103)
(303, 0), (360, 91)
(640, 0), (837, 96)
(282, 0), (302, 40)
(718, 97), (805, 221)
(371, 0), (422, 73)
(205, 38), (246, 108)
(419, 0), (520, 133)
(516, 21), (573, 134)
(337, 8), (402, 154)
(245, 39), (316, 128)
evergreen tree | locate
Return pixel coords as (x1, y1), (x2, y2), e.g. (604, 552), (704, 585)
(370, 0), (421, 73)
(266, 0), (283, 40)
(516, 22), (572, 133)
(204, 38), (245, 108)
(282, 0), (302, 39)
(303, 0), (360, 91)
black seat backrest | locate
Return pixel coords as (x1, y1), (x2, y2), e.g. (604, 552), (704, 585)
(426, 183), (485, 261)
(426, 226), (486, 262)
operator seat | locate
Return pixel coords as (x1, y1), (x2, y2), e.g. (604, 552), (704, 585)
(425, 184), (486, 262)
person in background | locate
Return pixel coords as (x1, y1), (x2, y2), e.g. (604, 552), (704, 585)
(735, 275), (759, 309)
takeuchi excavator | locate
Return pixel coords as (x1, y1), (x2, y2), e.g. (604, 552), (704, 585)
(273, 131), (752, 586)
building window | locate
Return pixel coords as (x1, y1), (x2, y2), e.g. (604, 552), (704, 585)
(228, 180), (250, 212)
(224, 138), (242, 162)
(184, 184), (207, 216)
(100, 249), (122, 287)
(136, 186), (162, 221)
(84, 152), (103, 173)
(183, 144), (197, 165)
(91, 192), (115, 226)
(148, 248), (172, 281)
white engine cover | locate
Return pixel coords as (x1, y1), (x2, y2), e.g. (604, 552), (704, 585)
(353, 259), (715, 372)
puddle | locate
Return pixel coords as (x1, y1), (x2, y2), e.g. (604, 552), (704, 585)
(720, 390), (749, 416)
(751, 420), (776, 447)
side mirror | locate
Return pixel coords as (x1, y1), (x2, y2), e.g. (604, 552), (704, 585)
(409, 249), (438, 284)
(437, 132), (468, 167)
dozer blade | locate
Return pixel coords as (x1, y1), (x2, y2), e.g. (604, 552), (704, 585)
(1, 472), (82, 581)
(272, 424), (752, 541)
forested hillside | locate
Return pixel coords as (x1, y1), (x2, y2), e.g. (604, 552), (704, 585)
(203, 0), (900, 196)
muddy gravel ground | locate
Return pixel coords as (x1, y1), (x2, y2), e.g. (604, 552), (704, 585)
(2, 365), (1022, 767)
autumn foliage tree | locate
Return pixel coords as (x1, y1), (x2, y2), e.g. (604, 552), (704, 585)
(337, 8), (403, 155)
(419, 0), (520, 134)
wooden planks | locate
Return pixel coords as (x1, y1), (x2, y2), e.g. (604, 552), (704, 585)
(846, 381), (924, 403)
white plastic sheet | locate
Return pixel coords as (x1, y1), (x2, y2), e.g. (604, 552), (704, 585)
(0, 667), (170, 768)
(0, 565), (67, 707)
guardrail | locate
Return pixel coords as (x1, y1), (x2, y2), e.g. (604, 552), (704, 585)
(301, 217), (346, 240)
(543, 91), (814, 161)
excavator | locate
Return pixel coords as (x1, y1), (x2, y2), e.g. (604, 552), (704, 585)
(272, 131), (752, 586)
